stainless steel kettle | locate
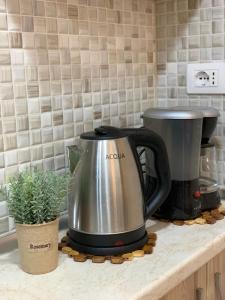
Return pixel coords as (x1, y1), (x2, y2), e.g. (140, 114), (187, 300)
(67, 126), (171, 255)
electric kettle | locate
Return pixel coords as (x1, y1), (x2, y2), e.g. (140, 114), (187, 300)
(67, 126), (171, 255)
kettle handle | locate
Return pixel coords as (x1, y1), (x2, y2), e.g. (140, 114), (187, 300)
(122, 128), (171, 219)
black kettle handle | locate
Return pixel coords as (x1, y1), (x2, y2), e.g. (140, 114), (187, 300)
(122, 128), (171, 219)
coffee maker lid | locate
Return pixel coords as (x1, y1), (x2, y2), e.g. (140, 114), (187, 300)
(172, 106), (220, 118)
(143, 108), (203, 120)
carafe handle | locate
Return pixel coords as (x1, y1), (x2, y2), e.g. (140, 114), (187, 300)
(123, 128), (171, 219)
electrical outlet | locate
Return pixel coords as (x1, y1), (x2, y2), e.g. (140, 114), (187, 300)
(194, 70), (218, 87)
(187, 63), (225, 94)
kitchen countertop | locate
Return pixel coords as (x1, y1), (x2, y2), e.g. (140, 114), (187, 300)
(1, 215), (225, 300)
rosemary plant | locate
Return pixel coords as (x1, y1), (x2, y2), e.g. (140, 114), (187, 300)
(6, 170), (69, 224)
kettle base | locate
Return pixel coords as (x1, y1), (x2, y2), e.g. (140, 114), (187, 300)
(68, 227), (148, 256)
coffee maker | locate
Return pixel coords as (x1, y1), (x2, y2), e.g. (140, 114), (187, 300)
(143, 108), (203, 220)
(143, 106), (220, 220)
(173, 106), (220, 211)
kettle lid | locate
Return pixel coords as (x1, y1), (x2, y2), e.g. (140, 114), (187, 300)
(81, 126), (127, 140)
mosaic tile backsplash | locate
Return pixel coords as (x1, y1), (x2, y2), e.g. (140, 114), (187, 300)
(0, 0), (156, 236)
(155, 0), (225, 186)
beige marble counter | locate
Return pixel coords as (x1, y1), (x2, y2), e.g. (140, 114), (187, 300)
(1, 215), (225, 300)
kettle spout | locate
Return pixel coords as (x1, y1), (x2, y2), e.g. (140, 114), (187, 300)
(67, 145), (81, 174)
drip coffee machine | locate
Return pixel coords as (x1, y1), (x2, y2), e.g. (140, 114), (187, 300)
(143, 108), (203, 220)
(176, 107), (220, 211)
(143, 106), (220, 220)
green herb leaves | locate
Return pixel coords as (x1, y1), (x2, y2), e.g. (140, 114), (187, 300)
(6, 170), (69, 225)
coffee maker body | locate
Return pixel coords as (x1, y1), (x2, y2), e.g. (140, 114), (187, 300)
(143, 109), (203, 220)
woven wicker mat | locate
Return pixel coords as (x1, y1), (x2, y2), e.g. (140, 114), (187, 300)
(58, 231), (157, 264)
(159, 205), (225, 226)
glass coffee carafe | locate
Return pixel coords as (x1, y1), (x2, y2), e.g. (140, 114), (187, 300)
(199, 143), (220, 210)
(171, 106), (221, 212)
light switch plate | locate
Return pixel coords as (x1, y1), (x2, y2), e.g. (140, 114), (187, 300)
(187, 63), (225, 94)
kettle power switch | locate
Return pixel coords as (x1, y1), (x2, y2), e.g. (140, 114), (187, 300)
(193, 191), (201, 199)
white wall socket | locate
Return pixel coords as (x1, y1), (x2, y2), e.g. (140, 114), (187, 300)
(187, 63), (225, 94)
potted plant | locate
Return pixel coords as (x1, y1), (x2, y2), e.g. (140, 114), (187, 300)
(6, 169), (68, 275)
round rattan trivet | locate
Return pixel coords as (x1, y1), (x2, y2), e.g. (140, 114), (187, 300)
(159, 205), (225, 226)
(58, 231), (157, 264)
